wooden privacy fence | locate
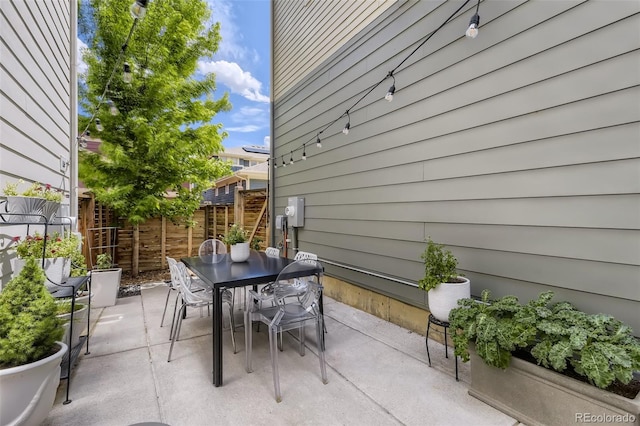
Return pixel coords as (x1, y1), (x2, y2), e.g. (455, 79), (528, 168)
(79, 189), (268, 275)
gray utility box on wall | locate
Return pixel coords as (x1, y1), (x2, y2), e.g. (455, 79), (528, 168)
(285, 197), (304, 227)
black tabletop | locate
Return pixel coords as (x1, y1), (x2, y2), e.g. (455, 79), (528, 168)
(182, 251), (293, 289)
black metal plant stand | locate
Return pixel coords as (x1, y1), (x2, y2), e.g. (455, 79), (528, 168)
(425, 313), (459, 381)
(0, 210), (91, 404)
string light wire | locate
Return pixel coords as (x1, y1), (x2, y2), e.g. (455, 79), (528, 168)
(272, 0), (472, 166)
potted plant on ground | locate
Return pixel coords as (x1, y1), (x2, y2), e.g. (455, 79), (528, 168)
(418, 238), (470, 322)
(0, 257), (67, 426)
(12, 232), (87, 290)
(1, 180), (47, 223)
(90, 253), (122, 307)
(449, 290), (640, 426)
(56, 300), (89, 349)
(223, 224), (250, 262)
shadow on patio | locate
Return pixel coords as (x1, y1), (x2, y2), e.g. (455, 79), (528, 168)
(43, 284), (518, 426)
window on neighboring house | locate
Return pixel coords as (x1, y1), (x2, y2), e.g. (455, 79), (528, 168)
(225, 185), (229, 194)
(215, 187), (219, 196)
(240, 159), (250, 167)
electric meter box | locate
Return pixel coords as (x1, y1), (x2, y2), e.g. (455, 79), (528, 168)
(285, 197), (304, 227)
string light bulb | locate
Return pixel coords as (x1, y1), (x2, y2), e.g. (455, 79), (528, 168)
(342, 111), (350, 135)
(282, 156), (286, 168)
(95, 118), (104, 132)
(274, 160), (278, 169)
(130, 0), (149, 20)
(107, 100), (119, 115)
(316, 134), (322, 149)
(302, 144), (307, 160)
(385, 73), (396, 102)
(123, 63), (132, 83)
(466, 13), (480, 38)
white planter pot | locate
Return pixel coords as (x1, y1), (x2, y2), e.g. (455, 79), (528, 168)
(428, 277), (470, 322)
(57, 303), (88, 348)
(90, 268), (122, 307)
(2, 196), (46, 223)
(0, 342), (67, 426)
(230, 242), (250, 262)
(12, 257), (71, 290)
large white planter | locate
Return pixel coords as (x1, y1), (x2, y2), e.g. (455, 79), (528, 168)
(0, 342), (67, 426)
(230, 242), (250, 262)
(57, 303), (88, 349)
(2, 196), (46, 223)
(12, 257), (71, 290)
(90, 268), (122, 307)
(428, 277), (470, 322)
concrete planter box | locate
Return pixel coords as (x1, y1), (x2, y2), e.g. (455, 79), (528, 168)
(468, 344), (640, 426)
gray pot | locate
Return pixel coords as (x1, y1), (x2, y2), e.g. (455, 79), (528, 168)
(2, 196), (46, 223)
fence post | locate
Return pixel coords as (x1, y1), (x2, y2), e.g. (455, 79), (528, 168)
(133, 224), (139, 277)
(161, 216), (167, 268)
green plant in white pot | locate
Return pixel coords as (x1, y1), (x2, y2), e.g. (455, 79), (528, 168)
(1, 180), (47, 223)
(0, 257), (67, 425)
(12, 232), (87, 290)
(418, 237), (470, 322)
(223, 224), (250, 262)
(90, 253), (122, 307)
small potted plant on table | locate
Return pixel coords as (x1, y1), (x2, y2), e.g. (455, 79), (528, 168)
(223, 224), (250, 262)
(418, 237), (470, 322)
(0, 257), (67, 426)
(90, 253), (122, 307)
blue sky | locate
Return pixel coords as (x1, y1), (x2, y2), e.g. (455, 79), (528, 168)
(78, 0), (271, 150)
(200, 0), (271, 149)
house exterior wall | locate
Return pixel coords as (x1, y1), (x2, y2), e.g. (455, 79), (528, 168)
(0, 0), (73, 283)
(273, 0), (397, 100)
(272, 1), (640, 331)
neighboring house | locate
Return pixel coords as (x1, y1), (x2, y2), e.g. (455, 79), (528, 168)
(213, 145), (269, 172)
(271, 1), (640, 331)
(203, 162), (268, 205)
(0, 1), (76, 284)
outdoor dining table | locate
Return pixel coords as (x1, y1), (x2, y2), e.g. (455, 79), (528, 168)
(182, 251), (294, 387)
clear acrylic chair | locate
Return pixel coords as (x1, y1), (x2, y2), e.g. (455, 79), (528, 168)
(167, 262), (237, 361)
(198, 239), (227, 264)
(250, 247), (281, 335)
(294, 250), (317, 261)
(244, 259), (328, 402)
(162, 256), (209, 334)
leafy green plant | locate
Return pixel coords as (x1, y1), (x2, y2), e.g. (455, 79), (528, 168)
(0, 257), (64, 367)
(222, 224), (248, 245)
(55, 301), (85, 315)
(418, 238), (461, 291)
(250, 236), (263, 251)
(2, 180), (21, 196)
(449, 290), (640, 390)
(21, 182), (44, 197)
(13, 232), (87, 277)
(95, 253), (114, 269)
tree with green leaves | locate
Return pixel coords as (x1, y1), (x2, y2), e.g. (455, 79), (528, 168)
(79, 0), (231, 227)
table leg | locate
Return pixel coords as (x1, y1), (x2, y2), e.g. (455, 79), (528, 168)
(213, 286), (223, 386)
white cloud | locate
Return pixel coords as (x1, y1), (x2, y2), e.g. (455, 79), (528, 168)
(77, 37), (88, 75)
(207, 0), (258, 63)
(198, 60), (269, 103)
(263, 136), (270, 147)
(226, 124), (261, 132)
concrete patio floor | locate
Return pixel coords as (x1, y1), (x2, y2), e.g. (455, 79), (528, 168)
(43, 283), (520, 426)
